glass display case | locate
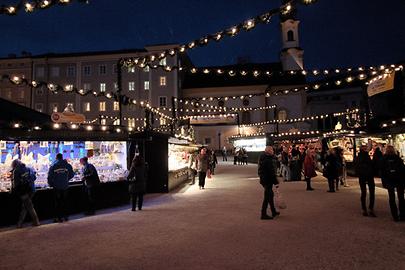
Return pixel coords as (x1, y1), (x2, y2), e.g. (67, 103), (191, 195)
(0, 140), (128, 192)
(168, 139), (199, 171)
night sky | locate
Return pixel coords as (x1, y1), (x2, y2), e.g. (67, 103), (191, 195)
(1, 0), (405, 69)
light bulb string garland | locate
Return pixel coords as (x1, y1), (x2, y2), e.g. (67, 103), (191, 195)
(1, 74), (174, 121)
(121, 1), (301, 68)
(380, 117), (405, 128)
(0, 0), (88, 16)
(239, 109), (360, 127)
(229, 129), (354, 140)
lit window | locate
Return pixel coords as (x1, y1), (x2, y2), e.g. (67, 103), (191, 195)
(51, 66), (60, 77)
(51, 103), (58, 112)
(84, 102), (91, 112)
(159, 96), (167, 107)
(113, 101), (119, 111)
(160, 76), (166, 86)
(83, 66), (91, 76)
(66, 103), (74, 111)
(35, 67), (44, 78)
(277, 110), (288, 121)
(144, 81), (150, 90)
(99, 102), (106, 111)
(144, 66), (150, 72)
(99, 65), (106, 75)
(35, 103), (43, 112)
(101, 119), (107, 125)
(67, 66), (76, 77)
(113, 119), (120, 125)
(128, 67), (135, 73)
(160, 118), (167, 126)
(128, 118), (135, 128)
(65, 84), (74, 91)
(100, 83), (106, 92)
(128, 81), (135, 91)
(83, 83), (91, 90)
(159, 58), (167, 66)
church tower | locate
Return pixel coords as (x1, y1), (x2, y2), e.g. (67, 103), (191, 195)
(280, 1), (304, 71)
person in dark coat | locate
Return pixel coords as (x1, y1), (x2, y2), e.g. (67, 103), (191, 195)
(380, 145), (405, 222)
(324, 148), (338, 193)
(195, 148), (211, 190)
(127, 155), (147, 211)
(210, 151), (218, 174)
(372, 147), (383, 177)
(48, 153), (75, 222)
(80, 157), (100, 215)
(258, 146), (280, 220)
(11, 159), (40, 228)
(355, 145), (376, 217)
(304, 148), (316, 191)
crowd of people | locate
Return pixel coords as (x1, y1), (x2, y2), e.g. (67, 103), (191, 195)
(258, 142), (405, 222)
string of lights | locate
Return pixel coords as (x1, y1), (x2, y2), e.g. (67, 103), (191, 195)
(1, 74), (174, 121)
(381, 118), (405, 128)
(229, 129), (355, 140)
(239, 109), (360, 127)
(121, 1), (298, 68)
(0, 0), (88, 16)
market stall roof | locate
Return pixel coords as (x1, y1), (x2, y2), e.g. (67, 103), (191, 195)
(0, 97), (51, 127)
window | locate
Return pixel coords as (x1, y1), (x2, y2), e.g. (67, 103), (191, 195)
(159, 96), (167, 107)
(19, 90), (25, 99)
(99, 102), (106, 111)
(160, 76), (166, 86)
(113, 119), (120, 125)
(144, 81), (150, 90)
(83, 66), (91, 76)
(35, 67), (45, 78)
(101, 119), (107, 125)
(287, 30), (294, 41)
(65, 84), (74, 92)
(84, 102), (91, 112)
(159, 58), (167, 66)
(113, 64), (118, 74)
(66, 103), (74, 111)
(128, 81), (135, 91)
(114, 82), (118, 90)
(160, 118), (167, 126)
(100, 83), (106, 92)
(144, 66), (150, 72)
(128, 118), (135, 128)
(51, 103), (58, 112)
(36, 88), (44, 95)
(51, 66), (60, 77)
(277, 109), (288, 121)
(241, 111), (251, 124)
(67, 66), (76, 77)
(35, 103), (43, 112)
(83, 83), (91, 91)
(113, 101), (119, 111)
(128, 67), (135, 73)
(99, 65), (106, 75)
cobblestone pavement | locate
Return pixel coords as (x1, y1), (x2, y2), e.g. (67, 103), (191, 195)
(1, 161), (404, 270)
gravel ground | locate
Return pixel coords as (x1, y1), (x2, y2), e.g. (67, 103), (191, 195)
(1, 161), (404, 270)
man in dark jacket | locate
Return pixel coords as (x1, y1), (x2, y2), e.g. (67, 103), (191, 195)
(355, 145), (376, 217)
(258, 146), (280, 220)
(80, 157), (100, 215)
(48, 153), (75, 222)
(380, 145), (405, 222)
(11, 159), (40, 228)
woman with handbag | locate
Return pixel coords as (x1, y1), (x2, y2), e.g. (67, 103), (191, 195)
(127, 155), (147, 211)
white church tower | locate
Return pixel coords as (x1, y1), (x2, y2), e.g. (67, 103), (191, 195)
(280, 1), (304, 71)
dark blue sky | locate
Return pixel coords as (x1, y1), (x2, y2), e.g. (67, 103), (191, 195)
(1, 0), (405, 69)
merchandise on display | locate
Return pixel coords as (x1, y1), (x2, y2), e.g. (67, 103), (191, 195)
(168, 140), (199, 171)
(394, 134), (405, 160)
(0, 140), (128, 192)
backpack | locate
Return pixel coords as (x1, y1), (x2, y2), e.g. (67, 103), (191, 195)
(385, 158), (403, 180)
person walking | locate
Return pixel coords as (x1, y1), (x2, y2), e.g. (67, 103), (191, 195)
(11, 159), (40, 228)
(380, 145), (405, 222)
(80, 157), (100, 216)
(127, 155), (147, 211)
(373, 147), (383, 177)
(355, 145), (376, 217)
(281, 146), (291, 181)
(188, 151), (198, 185)
(324, 148), (338, 193)
(48, 153), (74, 222)
(195, 148), (211, 190)
(210, 150), (218, 175)
(303, 147), (316, 191)
(222, 146), (227, 162)
(258, 146), (280, 220)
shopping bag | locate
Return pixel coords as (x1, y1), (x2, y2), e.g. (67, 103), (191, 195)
(274, 186), (287, 209)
